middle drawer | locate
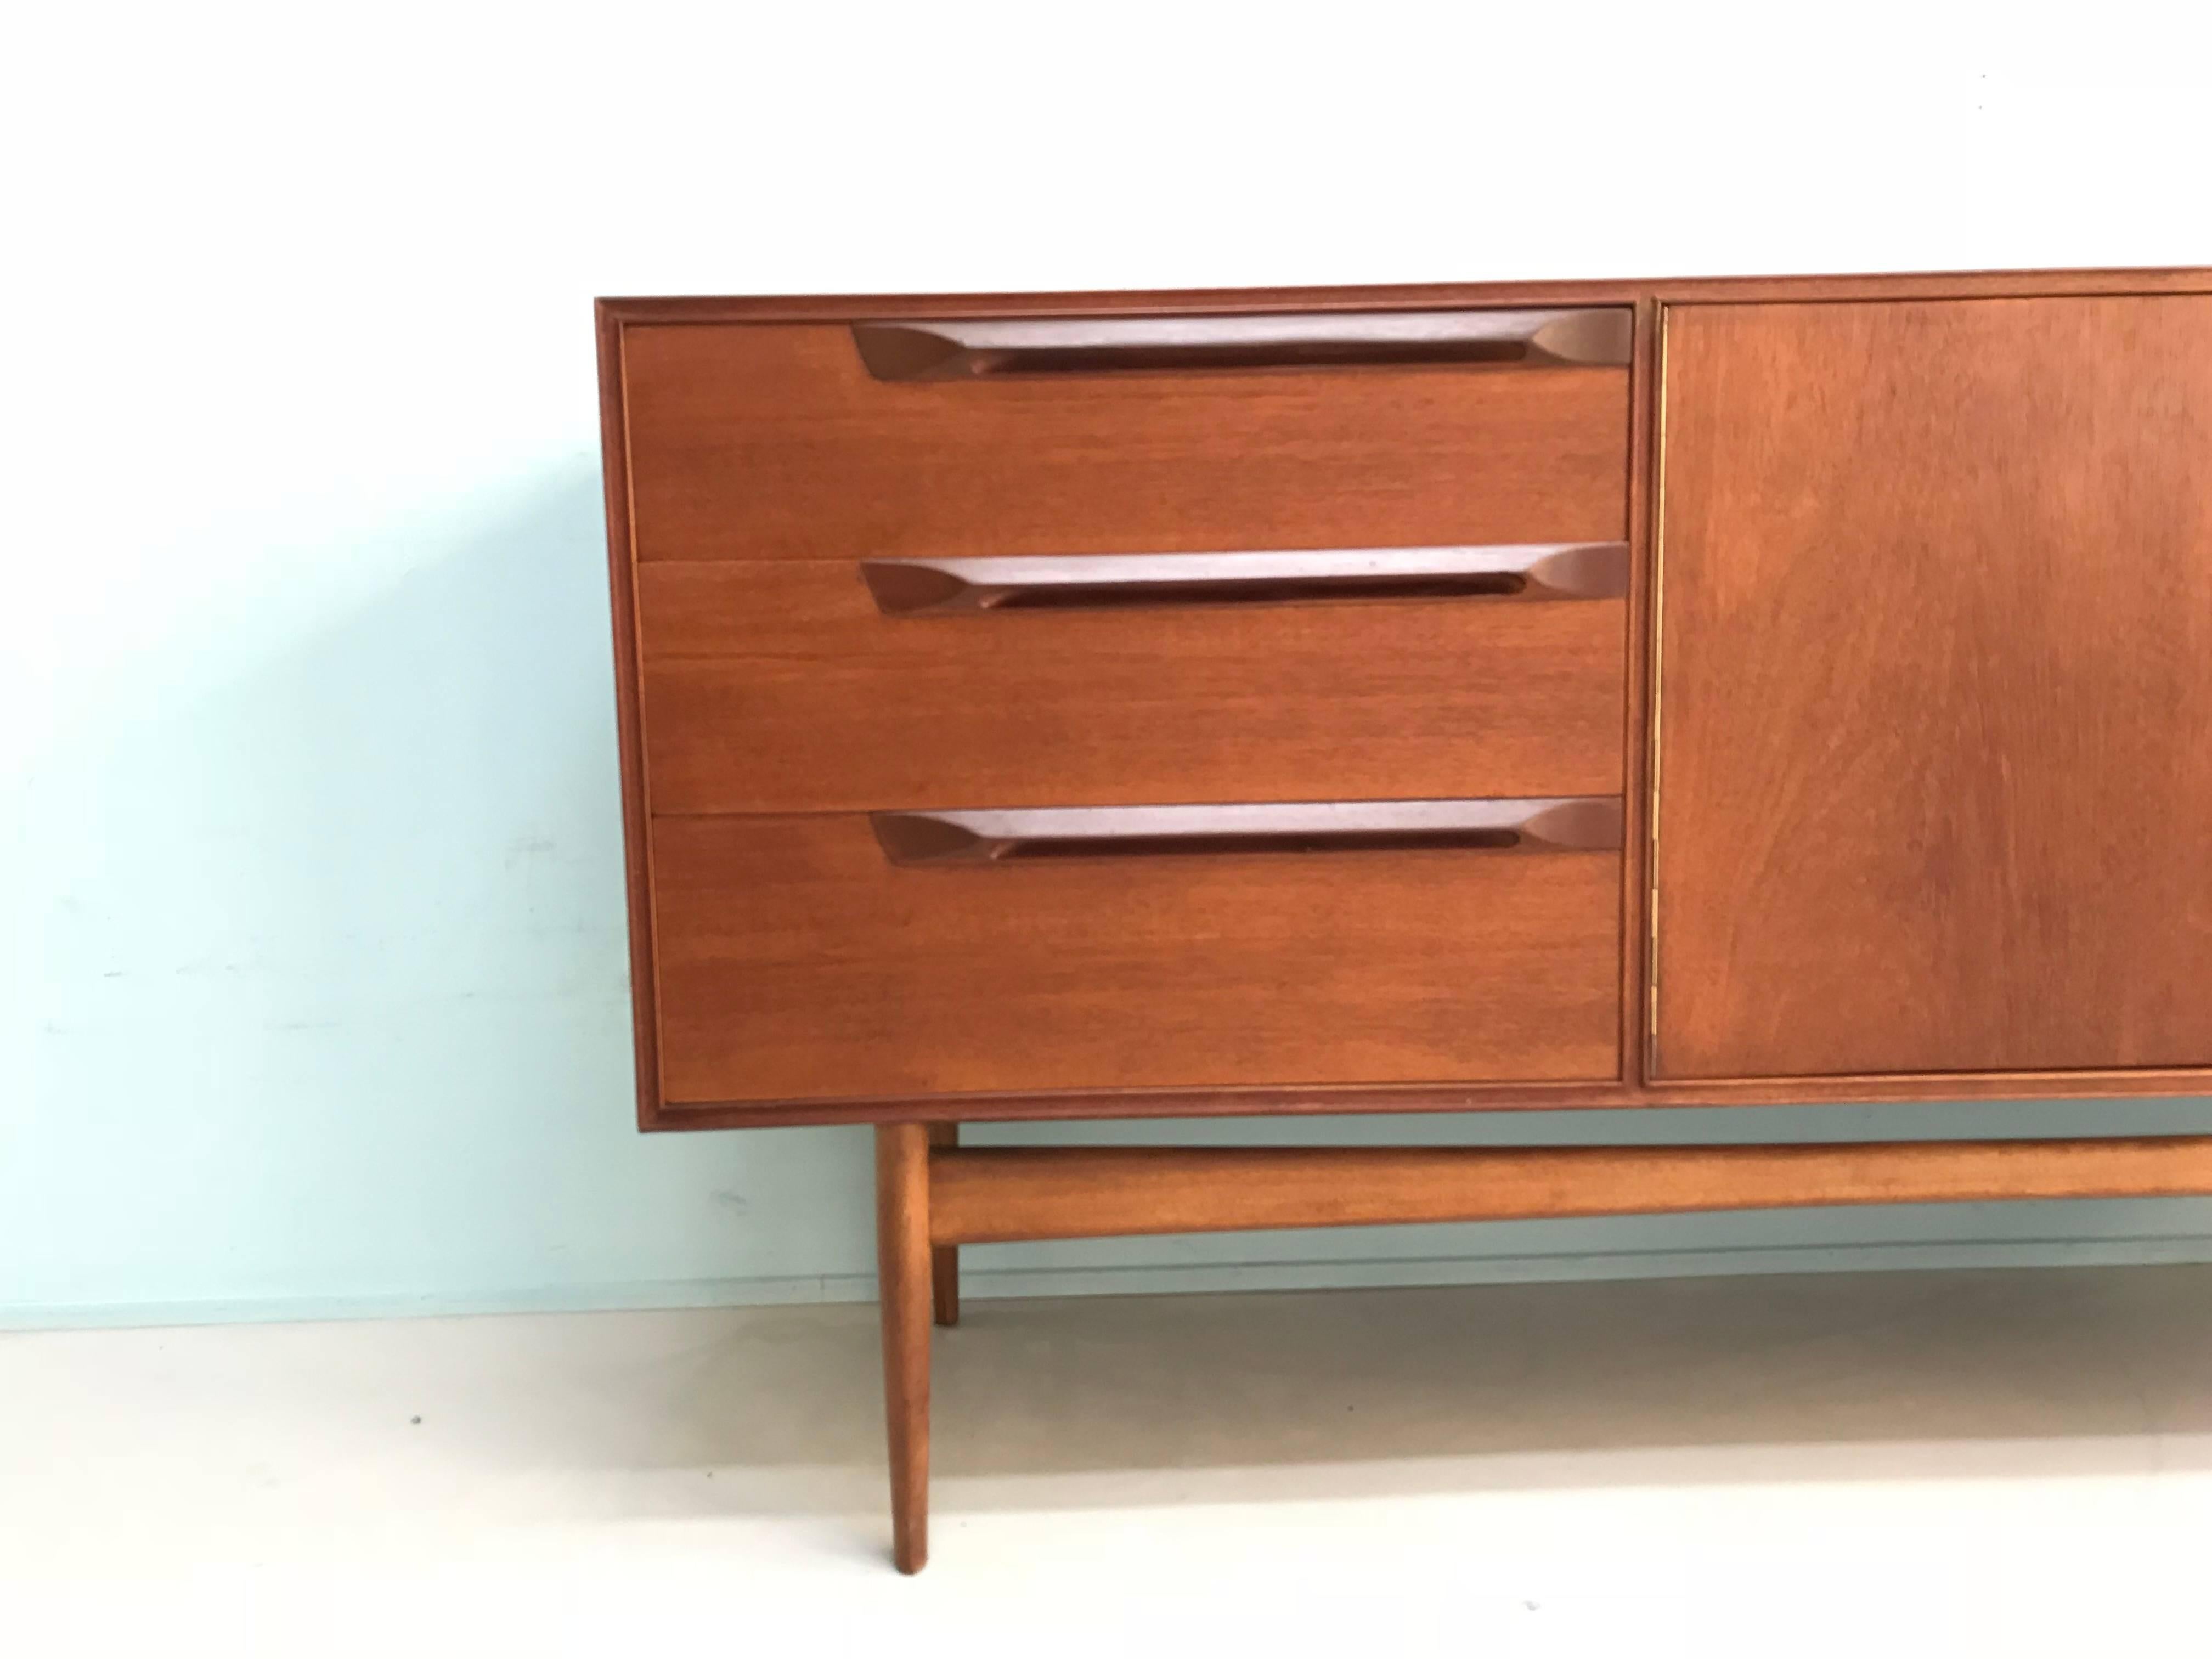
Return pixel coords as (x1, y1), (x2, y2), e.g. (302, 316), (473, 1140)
(636, 549), (1628, 814)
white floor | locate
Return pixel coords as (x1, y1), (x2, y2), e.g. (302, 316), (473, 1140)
(9, 1267), (2212, 1656)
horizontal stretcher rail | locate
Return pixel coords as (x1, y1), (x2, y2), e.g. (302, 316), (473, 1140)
(926, 1136), (2212, 1245)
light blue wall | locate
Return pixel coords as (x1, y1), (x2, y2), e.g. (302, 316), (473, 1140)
(8, 10), (2212, 1327)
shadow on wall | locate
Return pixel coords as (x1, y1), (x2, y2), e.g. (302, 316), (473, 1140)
(12, 453), (2212, 1325)
(12, 460), (870, 1319)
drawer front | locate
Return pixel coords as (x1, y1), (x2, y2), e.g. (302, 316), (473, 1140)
(636, 555), (1628, 813)
(619, 313), (1630, 563)
(651, 810), (1624, 1106)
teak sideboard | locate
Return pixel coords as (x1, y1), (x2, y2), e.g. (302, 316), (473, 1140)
(595, 267), (2212, 1571)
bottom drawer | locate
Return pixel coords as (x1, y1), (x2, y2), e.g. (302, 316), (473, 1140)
(650, 806), (1623, 1107)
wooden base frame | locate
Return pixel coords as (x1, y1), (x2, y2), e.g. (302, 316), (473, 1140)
(872, 1124), (2212, 1572)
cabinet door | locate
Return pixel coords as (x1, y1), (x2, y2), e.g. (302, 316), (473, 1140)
(1653, 295), (2212, 1081)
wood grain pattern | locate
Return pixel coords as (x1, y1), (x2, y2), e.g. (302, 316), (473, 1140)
(651, 814), (1622, 1106)
(602, 270), (2212, 1129)
(636, 560), (1624, 812)
(874, 1124), (931, 1573)
(1655, 295), (2212, 1080)
(928, 1136), (2212, 1243)
(619, 323), (1627, 563)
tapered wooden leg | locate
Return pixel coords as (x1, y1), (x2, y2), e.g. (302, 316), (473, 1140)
(875, 1123), (932, 1574)
(927, 1122), (959, 1327)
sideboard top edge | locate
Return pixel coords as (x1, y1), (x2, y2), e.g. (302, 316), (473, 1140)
(597, 267), (2212, 325)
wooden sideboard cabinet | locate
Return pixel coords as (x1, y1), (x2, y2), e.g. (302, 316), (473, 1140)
(596, 268), (2212, 1571)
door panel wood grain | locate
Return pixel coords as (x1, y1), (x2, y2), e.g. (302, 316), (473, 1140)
(618, 321), (1628, 563)
(651, 814), (1623, 1106)
(1654, 295), (2212, 1080)
(635, 558), (1626, 812)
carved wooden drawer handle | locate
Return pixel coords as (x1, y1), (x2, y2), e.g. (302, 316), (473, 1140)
(871, 798), (1624, 865)
(851, 308), (1633, 380)
(861, 544), (1629, 616)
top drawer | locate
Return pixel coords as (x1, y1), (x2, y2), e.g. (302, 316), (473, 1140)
(618, 308), (1632, 562)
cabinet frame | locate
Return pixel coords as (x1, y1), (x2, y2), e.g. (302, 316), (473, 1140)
(600, 267), (2212, 1130)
